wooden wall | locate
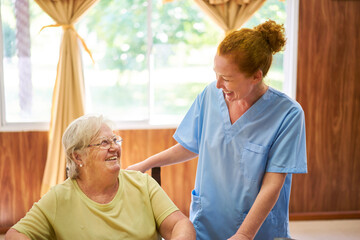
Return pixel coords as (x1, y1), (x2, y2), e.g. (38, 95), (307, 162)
(1, 0), (360, 234)
(289, 0), (360, 219)
(0, 132), (48, 233)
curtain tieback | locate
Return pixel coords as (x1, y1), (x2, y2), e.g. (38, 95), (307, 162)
(40, 24), (95, 64)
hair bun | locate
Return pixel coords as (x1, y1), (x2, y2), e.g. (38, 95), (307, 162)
(254, 19), (286, 54)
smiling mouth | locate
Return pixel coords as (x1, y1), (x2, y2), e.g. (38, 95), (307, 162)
(106, 156), (118, 161)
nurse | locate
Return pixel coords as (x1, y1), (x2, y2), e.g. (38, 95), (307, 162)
(128, 19), (307, 240)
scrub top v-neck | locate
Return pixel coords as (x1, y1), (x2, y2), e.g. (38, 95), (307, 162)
(174, 81), (307, 240)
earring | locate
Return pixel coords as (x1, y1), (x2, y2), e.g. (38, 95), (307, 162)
(80, 163), (83, 167)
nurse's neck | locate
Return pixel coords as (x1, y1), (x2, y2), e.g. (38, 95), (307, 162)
(227, 83), (268, 124)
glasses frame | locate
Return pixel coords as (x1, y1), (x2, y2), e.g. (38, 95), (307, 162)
(87, 135), (123, 150)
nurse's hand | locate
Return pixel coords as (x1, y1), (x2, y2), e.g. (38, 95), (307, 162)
(227, 233), (252, 240)
(126, 161), (149, 173)
(127, 143), (197, 173)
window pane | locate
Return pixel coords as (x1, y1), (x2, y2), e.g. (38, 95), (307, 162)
(79, 0), (286, 125)
(79, 0), (149, 121)
(151, 0), (286, 123)
(79, 0), (223, 124)
(151, 0), (222, 124)
(1, 0), (59, 123)
(1, 0), (286, 126)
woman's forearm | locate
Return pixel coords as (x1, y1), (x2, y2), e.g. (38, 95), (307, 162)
(127, 143), (198, 172)
(159, 211), (196, 240)
(230, 172), (287, 240)
(170, 218), (196, 240)
(5, 228), (30, 240)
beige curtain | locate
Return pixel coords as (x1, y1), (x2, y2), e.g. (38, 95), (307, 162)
(193, 0), (266, 34)
(35, 0), (98, 196)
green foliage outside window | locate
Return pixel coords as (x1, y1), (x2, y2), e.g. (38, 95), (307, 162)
(83, 0), (221, 72)
(1, 0), (286, 123)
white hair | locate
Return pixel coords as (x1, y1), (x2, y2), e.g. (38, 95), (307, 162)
(62, 114), (114, 179)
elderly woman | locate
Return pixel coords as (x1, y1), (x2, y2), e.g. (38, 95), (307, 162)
(6, 115), (195, 240)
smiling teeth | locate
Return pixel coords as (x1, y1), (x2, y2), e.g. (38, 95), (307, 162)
(106, 156), (117, 161)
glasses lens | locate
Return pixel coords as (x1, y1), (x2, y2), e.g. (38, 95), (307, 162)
(114, 136), (122, 145)
(99, 139), (111, 149)
(98, 136), (122, 149)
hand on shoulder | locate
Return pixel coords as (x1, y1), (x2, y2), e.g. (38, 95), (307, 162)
(126, 162), (148, 173)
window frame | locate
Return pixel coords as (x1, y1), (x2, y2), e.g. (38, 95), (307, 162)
(0, 0), (299, 131)
(283, 0), (299, 100)
(0, 4), (4, 129)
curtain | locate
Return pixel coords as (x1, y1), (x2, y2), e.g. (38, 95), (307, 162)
(35, 0), (98, 196)
(193, 0), (266, 34)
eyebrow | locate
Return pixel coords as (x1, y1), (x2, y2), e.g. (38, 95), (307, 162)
(215, 73), (233, 79)
(95, 135), (116, 141)
(213, 68), (232, 77)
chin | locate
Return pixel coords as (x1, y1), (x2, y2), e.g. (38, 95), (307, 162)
(226, 95), (236, 102)
(107, 162), (121, 172)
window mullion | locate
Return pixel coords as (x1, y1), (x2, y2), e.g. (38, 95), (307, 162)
(0, 3), (6, 127)
(283, 0), (299, 99)
(15, 0), (32, 118)
(147, 0), (154, 123)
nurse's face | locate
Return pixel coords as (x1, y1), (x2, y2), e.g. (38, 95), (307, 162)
(214, 54), (260, 102)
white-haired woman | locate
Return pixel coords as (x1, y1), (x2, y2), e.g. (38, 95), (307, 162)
(6, 114), (195, 240)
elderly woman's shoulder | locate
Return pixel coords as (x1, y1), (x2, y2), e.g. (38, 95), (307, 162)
(121, 169), (149, 180)
(120, 169), (156, 187)
(40, 178), (74, 202)
(53, 177), (73, 191)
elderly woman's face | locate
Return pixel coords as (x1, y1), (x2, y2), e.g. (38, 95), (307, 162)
(81, 124), (121, 177)
(214, 54), (258, 102)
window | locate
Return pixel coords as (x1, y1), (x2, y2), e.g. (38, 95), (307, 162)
(0, 0), (59, 129)
(1, 0), (297, 130)
(79, 0), (223, 126)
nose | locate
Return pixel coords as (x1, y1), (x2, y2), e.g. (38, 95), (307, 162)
(109, 141), (121, 150)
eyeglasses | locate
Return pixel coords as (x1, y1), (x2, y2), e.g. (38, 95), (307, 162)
(87, 135), (123, 150)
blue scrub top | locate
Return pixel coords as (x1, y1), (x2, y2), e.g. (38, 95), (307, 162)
(174, 81), (307, 240)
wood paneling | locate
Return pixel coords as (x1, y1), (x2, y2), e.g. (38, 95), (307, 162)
(290, 0), (360, 214)
(290, 211), (360, 221)
(0, 132), (48, 230)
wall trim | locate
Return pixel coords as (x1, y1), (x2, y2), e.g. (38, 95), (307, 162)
(290, 211), (360, 221)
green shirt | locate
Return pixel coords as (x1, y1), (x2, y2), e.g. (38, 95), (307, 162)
(13, 170), (179, 240)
